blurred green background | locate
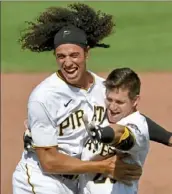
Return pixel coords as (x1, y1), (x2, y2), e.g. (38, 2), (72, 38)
(1, 1), (172, 73)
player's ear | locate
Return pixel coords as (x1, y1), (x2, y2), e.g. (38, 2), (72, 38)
(85, 46), (90, 59)
(133, 95), (140, 107)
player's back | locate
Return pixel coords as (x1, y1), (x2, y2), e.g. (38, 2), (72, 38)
(79, 111), (149, 194)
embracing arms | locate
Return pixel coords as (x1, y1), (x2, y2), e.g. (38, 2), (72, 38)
(26, 101), (141, 183)
(36, 146), (108, 174)
(27, 101), (107, 174)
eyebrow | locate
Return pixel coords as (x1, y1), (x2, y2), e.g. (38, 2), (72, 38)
(56, 53), (65, 56)
(70, 52), (80, 55)
(107, 97), (125, 103)
(56, 52), (80, 57)
(115, 99), (125, 103)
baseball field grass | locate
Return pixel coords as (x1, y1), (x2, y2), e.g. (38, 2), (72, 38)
(2, 1), (172, 72)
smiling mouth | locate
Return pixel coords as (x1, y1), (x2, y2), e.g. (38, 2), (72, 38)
(64, 67), (78, 74)
(109, 110), (120, 116)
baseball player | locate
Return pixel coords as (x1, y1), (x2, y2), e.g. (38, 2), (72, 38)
(14, 3), (172, 194)
(12, 4), (142, 194)
(79, 68), (149, 194)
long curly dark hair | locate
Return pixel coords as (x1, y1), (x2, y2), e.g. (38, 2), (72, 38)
(19, 3), (115, 52)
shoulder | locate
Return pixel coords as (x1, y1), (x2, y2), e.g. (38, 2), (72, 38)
(89, 71), (106, 92)
(117, 111), (147, 127)
(89, 71), (105, 83)
(28, 73), (74, 117)
(117, 111), (149, 138)
(28, 73), (71, 103)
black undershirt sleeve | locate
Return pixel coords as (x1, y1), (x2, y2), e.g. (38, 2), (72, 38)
(143, 115), (171, 145)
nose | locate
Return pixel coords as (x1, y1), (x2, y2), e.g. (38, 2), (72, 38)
(64, 56), (73, 68)
(109, 101), (118, 112)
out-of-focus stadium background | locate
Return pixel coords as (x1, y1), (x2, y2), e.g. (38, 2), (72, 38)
(2, 1), (172, 72)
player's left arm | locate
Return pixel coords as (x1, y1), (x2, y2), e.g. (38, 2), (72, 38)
(104, 124), (137, 151)
(143, 115), (172, 147)
(86, 123), (136, 151)
(112, 125), (136, 151)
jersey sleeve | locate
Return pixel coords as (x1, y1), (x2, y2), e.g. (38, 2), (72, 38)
(116, 122), (148, 154)
(28, 101), (58, 147)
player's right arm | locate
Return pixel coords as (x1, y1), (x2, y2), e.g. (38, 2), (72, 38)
(28, 101), (134, 177)
(36, 146), (141, 185)
(27, 101), (141, 182)
(28, 101), (104, 174)
(36, 146), (106, 174)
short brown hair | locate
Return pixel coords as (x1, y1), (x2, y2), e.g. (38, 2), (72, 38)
(104, 68), (141, 99)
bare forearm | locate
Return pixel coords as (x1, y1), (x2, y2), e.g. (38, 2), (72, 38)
(50, 153), (105, 174)
(38, 150), (106, 174)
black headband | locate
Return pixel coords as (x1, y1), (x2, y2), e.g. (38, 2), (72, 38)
(54, 25), (88, 49)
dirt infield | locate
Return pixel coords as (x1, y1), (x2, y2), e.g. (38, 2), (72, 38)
(1, 72), (172, 194)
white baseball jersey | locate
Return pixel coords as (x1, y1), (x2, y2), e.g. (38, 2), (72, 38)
(21, 72), (105, 166)
(79, 111), (150, 194)
(27, 71), (106, 156)
(13, 71), (107, 194)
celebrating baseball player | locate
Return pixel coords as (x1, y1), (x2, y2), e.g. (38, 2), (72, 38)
(13, 2), (172, 194)
(13, 3), (142, 194)
(79, 67), (149, 194)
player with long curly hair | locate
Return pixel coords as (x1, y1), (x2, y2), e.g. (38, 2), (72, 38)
(13, 3), (171, 194)
(13, 3), (141, 194)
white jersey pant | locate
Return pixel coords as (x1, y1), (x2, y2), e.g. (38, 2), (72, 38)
(12, 161), (78, 194)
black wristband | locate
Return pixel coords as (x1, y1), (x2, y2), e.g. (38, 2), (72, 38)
(98, 126), (115, 144)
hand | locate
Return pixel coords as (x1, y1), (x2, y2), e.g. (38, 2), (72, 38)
(115, 155), (142, 185)
(102, 155), (142, 185)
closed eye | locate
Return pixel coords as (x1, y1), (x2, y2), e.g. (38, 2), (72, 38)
(106, 97), (113, 103)
(70, 52), (80, 58)
(115, 100), (125, 105)
(56, 54), (65, 59)
(107, 98), (125, 105)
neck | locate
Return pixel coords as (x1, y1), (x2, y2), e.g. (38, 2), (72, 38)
(127, 108), (137, 118)
(79, 71), (93, 89)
